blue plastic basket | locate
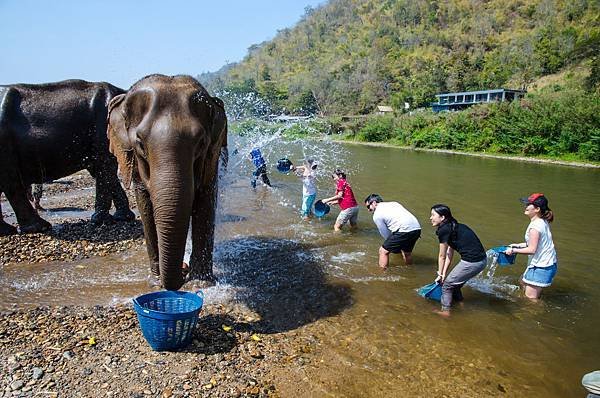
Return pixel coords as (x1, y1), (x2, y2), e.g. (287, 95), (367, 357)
(133, 290), (204, 351)
(276, 158), (293, 173)
(314, 200), (330, 217)
(491, 246), (517, 266)
(417, 282), (442, 301)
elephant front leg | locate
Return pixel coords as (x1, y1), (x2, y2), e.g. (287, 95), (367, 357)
(88, 166), (114, 225)
(135, 186), (160, 279)
(3, 184), (51, 234)
(189, 186), (217, 283)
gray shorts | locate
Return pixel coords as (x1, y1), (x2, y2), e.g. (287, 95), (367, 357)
(336, 206), (359, 226)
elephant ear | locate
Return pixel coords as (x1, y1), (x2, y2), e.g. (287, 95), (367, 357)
(107, 93), (135, 189)
(212, 96), (228, 168)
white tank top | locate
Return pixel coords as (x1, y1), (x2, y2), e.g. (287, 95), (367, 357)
(525, 218), (557, 268)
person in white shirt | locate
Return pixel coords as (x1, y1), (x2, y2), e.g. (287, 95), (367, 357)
(364, 194), (421, 270)
(505, 193), (557, 300)
(291, 159), (318, 220)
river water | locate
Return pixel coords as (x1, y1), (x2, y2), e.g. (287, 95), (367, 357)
(1, 135), (599, 396)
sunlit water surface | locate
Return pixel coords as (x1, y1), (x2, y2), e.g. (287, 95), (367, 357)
(1, 133), (599, 397)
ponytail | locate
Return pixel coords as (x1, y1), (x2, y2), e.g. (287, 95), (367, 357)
(542, 209), (554, 223)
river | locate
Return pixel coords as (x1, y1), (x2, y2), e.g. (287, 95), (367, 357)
(2, 136), (599, 396)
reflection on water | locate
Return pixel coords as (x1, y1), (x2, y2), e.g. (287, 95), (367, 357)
(2, 136), (599, 396)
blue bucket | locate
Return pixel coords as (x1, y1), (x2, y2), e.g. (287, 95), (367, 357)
(491, 246), (517, 266)
(133, 290), (204, 351)
(314, 200), (330, 217)
(417, 282), (442, 301)
(276, 158), (293, 173)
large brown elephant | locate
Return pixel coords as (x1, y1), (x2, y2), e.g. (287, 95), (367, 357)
(107, 74), (227, 290)
(0, 80), (135, 236)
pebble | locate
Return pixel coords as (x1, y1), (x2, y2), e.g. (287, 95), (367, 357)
(32, 367), (44, 380)
(9, 380), (23, 391)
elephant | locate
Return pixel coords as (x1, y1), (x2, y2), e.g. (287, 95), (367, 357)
(107, 74), (228, 290)
(0, 80), (135, 236)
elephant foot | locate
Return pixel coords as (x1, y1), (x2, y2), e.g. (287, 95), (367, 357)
(19, 217), (52, 234)
(0, 221), (18, 236)
(113, 208), (135, 222)
(91, 211), (114, 225)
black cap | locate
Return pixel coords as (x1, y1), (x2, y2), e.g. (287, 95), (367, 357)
(520, 193), (549, 210)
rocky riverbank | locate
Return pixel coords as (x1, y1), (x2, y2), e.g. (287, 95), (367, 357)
(1, 172), (143, 265)
(0, 171), (314, 397)
(0, 303), (317, 397)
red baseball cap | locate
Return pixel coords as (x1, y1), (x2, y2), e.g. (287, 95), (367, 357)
(520, 193), (549, 209)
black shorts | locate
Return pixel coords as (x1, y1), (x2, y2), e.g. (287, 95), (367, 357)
(382, 229), (421, 254)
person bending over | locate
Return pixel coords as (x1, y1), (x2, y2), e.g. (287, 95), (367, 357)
(430, 204), (486, 316)
(322, 169), (359, 231)
(365, 194), (421, 269)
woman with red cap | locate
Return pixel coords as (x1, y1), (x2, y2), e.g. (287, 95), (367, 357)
(505, 193), (557, 299)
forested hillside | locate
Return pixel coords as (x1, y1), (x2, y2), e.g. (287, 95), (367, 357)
(200, 0), (599, 116)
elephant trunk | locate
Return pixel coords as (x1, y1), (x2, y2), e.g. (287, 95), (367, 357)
(151, 171), (193, 290)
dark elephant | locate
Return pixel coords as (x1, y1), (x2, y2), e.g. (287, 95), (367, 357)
(0, 80), (135, 236)
(107, 74), (227, 290)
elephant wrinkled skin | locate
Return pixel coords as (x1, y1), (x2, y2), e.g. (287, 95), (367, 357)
(107, 74), (228, 290)
(0, 80), (135, 236)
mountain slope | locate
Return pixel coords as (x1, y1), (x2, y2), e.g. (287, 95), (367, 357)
(202, 0), (599, 115)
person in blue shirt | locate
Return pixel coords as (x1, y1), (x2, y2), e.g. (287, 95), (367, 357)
(249, 148), (271, 188)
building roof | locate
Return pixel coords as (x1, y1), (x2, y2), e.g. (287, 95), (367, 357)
(435, 88), (526, 98)
(376, 105), (394, 112)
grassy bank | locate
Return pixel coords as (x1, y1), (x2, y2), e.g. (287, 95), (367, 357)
(231, 86), (600, 166)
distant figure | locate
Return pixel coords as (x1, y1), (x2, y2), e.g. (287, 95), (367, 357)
(26, 184), (45, 212)
(322, 169), (359, 231)
(365, 194), (421, 269)
(291, 159), (318, 220)
(429, 204), (486, 316)
(249, 148), (271, 188)
(505, 193), (557, 300)
(582, 370), (600, 398)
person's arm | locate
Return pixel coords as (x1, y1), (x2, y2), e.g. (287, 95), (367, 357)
(506, 229), (540, 255)
(374, 215), (390, 240)
(436, 243), (453, 283)
(291, 165), (305, 176)
(322, 191), (343, 204)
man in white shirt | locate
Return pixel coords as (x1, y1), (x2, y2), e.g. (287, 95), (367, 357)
(365, 194), (421, 270)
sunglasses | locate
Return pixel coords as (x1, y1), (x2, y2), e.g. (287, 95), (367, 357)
(366, 202), (374, 211)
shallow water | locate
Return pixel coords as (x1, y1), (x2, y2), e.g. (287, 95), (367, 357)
(2, 137), (599, 396)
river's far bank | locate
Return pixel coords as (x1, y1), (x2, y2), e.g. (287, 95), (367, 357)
(329, 138), (600, 169)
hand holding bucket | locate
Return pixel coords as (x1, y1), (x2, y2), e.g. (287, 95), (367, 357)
(491, 246), (517, 265)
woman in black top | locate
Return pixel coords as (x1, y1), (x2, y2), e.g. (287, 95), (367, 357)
(430, 204), (487, 315)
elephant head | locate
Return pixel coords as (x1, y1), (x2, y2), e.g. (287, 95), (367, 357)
(107, 74), (227, 290)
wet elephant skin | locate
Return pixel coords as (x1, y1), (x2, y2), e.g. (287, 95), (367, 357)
(0, 80), (135, 236)
(107, 74), (227, 290)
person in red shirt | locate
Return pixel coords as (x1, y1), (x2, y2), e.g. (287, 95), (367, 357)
(322, 169), (359, 231)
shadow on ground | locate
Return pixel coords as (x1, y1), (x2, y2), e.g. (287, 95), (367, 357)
(214, 236), (354, 334)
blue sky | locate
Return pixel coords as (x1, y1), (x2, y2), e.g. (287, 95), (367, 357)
(0, 0), (325, 88)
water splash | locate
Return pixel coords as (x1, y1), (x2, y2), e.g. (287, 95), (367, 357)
(468, 249), (519, 299)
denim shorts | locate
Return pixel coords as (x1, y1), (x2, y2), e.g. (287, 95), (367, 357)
(522, 263), (557, 287)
